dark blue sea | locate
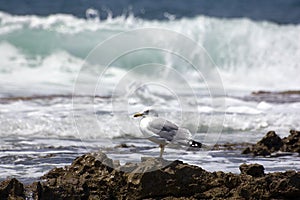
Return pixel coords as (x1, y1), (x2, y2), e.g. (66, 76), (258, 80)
(1, 0), (300, 24)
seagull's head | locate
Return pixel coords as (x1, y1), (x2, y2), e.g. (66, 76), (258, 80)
(133, 109), (158, 118)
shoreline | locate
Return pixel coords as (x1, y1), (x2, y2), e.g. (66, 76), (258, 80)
(1, 130), (299, 199)
(1, 152), (299, 199)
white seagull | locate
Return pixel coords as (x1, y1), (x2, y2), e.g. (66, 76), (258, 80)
(133, 109), (202, 158)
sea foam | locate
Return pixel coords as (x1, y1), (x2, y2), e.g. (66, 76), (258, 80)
(0, 11), (299, 94)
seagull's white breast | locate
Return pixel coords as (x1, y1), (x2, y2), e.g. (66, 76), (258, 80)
(139, 117), (155, 136)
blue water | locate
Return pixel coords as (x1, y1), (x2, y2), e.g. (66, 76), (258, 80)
(1, 0), (300, 24)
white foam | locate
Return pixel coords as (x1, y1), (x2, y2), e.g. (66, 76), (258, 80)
(0, 42), (83, 94)
(0, 12), (300, 140)
(0, 11), (300, 92)
(257, 101), (272, 110)
(226, 106), (262, 115)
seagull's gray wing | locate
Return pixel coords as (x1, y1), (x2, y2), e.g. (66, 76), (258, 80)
(172, 128), (192, 145)
(147, 118), (179, 141)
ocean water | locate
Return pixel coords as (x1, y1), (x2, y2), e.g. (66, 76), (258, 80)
(1, 2), (300, 183)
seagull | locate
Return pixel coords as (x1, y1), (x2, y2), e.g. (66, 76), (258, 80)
(133, 109), (202, 158)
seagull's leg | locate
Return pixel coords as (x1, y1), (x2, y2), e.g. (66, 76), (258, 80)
(159, 144), (165, 158)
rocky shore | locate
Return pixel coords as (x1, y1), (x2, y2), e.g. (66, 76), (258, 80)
(242, 130), (300, 156)
(1, 155), (299, 199)
(1, 130), (300, 199)
(242, 90), (300, 103)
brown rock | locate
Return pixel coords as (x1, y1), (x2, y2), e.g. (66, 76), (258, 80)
(0, 178), (25, 199)
(243, 130), (300, 156)
(241, 147), (251, 154)
(37, 152), (125, 199)
(268, 171), (300, 198)
(2, 151), (300, 199)
(242, 131), (283, 156)
(259, 131), (283, 150)
(239, 163), (265, 177)
(281, 130), (300, 153)
(115, 143), (136, 148)
(33, 152), (300, 199)
(248, 90), (300, 103)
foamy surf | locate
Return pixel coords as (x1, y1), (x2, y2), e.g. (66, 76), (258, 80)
(0, 11), (300, 94)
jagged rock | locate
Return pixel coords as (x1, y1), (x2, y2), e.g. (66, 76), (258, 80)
(242, 131), (281, 156)
(239, 163), (265, 177)
(251, 131), (283, 156)
(281, 130), (300, 153)
(0, 178), (25, 200)
(38, 152), (121, 199)
(243, 130), (300, 156)
(1, 151), (299, 199)
(259, 131), (283, 151)
(32, 152), (300, 199)
(268, 171), (300, 198)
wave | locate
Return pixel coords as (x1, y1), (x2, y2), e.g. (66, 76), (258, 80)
(0, 11), (300, 94)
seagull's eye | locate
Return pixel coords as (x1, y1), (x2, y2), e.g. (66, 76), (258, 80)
(144, 110), (149, 114)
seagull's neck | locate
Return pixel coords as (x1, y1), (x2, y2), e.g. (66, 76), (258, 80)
(140, 115), (156, 123)
(141, 115), (157, 119)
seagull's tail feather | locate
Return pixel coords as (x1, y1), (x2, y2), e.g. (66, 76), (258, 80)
(189, 140), (202, 148)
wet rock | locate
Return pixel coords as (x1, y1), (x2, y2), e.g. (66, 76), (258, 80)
(252, 131), (283, 156)
(252, 90), (300, 95)
(281, 130), (300, 153)
(268, 171), (300, 198)
(37, 153), (215, 199)
(243, 130), (300, 156)
(242, 130), (282, 156)
(115, 143), (136, 148)
(243, 90), (300, 103)
(124, 160), (214, 199)
(242, 147), (251, 154)
(0, 178), (25, 199)
(1, 152), (300, 199)
(239, 163), (265, 177)
(38, 152), (125, 199)
(32, 152), (300, 199)
(259, 131), (283, 151)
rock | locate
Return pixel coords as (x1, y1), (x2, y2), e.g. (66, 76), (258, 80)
(0, 178), (25, 199)
(243, 130), (300, 156)
(251, 131), (283, 156)
(115, 143), (136, 148)
(258, 131), (283, 151)
(239, 163), (265, 177)
(241, 147), (251, 154)
(32, 152), (300, 199)
(268, 171), (300, 198)
(124, 160), (215, 199)
(252, 90), (300, 95)
(38, 152), (124, 199)
(281, 130), (300, 153)
(245, 90), (300, 103)
(1, 151), (299, 199)
(242, 131), (282, 156)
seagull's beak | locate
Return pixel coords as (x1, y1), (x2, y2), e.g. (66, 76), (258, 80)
(133, 113), (144, 118)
